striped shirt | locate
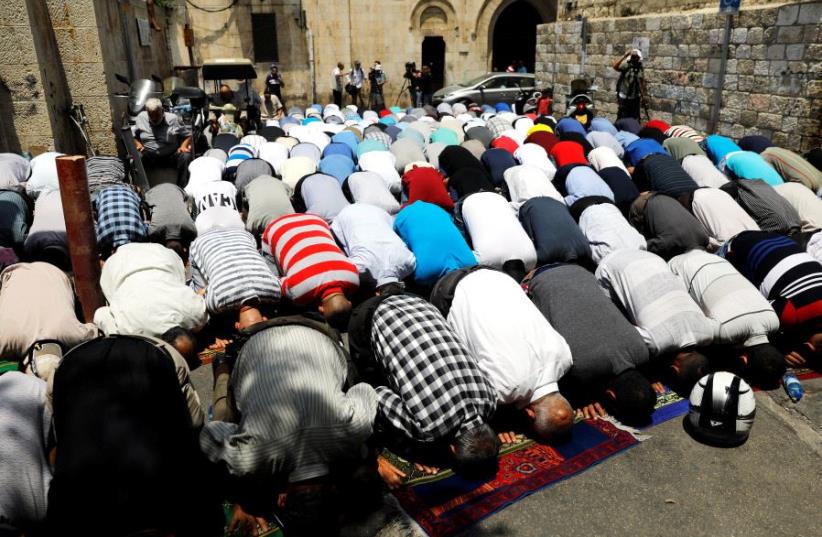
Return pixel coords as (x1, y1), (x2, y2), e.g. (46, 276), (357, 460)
(596, 249), (717, 356)
(200, 324), (378, 482)
(262, 213), (359, 305)
(668, 249), (778, 347)
(189, 228), (280, 314)
(725, 231), (822, 328)
(641, 153), (699, 198)
(735, 179), (801, 235)
(762, 147), (822, 193)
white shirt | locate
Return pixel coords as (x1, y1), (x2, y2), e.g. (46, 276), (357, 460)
(578, 203), (646, 264)
(681, 154), (729, 188)
(195, 205), (244, 235)
(259, 142), (290, 176)
(807, 231), (822, 264)
(330, 203), (415, 287)
(587, 146), (628, 174)
(774, 182), (822, 232)
(691, 187), (759, 243)
(280, 156), (317, 190)
(358, 151), (401, 194)
(0, 153), (29, 190)
(185, 156), (225, 197)
(194, 180), (238, 214)
(94, 243), (208, 337)
(462, 192), (537, 271)
(586, 131), (625, 158)
(668, 249), (779, 347)
(448, 269), (572, 407)
(503, 165), (564, 211)
(25, 152), (64, 199)
(513, 143), (556, 179)
(346, 171), (400, 214)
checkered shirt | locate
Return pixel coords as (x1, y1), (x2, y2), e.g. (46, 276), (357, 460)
(95, 185), (147, 252)
(372, 294), (496, 442)
(364, 130), (391, 148)
(486, 116), (512, 139)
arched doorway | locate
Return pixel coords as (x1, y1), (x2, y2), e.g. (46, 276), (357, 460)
(491, 1), (543, 73)
(422, 36), (445, 91)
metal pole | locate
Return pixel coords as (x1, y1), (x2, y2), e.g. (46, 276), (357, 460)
(55, 155), (105, 322)
(709, 13), (732, 133)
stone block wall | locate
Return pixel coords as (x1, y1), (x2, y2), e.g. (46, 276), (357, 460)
(536, 2), (822, 152)
(559, 0), (792, 20)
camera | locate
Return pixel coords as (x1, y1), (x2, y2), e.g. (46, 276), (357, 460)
(404, 61), (416, 79)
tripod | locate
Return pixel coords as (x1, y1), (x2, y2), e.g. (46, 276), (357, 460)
(395, 76), (412, 107)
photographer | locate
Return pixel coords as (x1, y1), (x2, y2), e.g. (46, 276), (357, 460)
(402, 61), (421, 107)
(348, 60), (365, 108)
(368, 61), (387, 111)
(613, 49), (647, 120)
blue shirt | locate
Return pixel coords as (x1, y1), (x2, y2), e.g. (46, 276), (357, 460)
(563, 166), (615, 206)
(555, 117), (588, 138)
(705, 135), (742, 165)
(624, 138), (666, 168)
(318, 155), (355, 184)
(725, 151), (784, 186)
(394, 201), (476, 286)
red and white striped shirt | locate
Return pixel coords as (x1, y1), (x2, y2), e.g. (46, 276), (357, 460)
(263, 213), (359, 305)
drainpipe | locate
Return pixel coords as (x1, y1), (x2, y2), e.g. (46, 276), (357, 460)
(119, 0), (137, 81)
(307, 28), (316, 104)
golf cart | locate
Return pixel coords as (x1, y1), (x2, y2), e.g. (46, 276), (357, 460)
(202, 58), (262, 134)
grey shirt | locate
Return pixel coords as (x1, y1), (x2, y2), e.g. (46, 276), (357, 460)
(244, 175), (294, 235)
(200, 324), (378, 482)
(530, 264), (649, 383)
(145, 183), (197, 243)
(0, 373), (51, 534)
(134, 111), (189, 157)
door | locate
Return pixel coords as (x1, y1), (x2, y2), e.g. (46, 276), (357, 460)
(422, 36), (446, 91)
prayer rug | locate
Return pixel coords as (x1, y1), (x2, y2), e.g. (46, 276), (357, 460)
(388, 385), (694, 537)
(388, 418), (638, 537)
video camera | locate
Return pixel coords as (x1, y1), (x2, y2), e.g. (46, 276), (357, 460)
(404, 61), (417, 79)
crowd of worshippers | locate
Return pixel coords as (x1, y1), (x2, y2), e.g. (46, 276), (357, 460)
(2, 97), (822, 537)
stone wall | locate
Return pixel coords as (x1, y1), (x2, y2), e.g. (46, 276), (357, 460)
(536, 2), (822, 152)
(559, 0), (793, 20)
(0, 0), (175, 155)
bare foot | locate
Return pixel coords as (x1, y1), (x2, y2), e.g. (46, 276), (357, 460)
(227, 504), (269, 537)
(209, 338), (232, 352)
(497, 431), (523, 444)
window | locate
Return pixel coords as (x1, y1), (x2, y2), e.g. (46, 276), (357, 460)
(484, 77), (509, 89)
(251, 13), (278, 63)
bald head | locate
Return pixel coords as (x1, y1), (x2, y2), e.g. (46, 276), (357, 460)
(528, 392), (573, 441)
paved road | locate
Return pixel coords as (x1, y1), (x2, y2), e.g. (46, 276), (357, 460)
(191, 365), (822, 537)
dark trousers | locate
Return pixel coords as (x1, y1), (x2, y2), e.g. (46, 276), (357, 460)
(333, 89), (342, 108)
(141, 149), (192, 188)
(617, 97), (641, 120)
(422, 92), (433, 106)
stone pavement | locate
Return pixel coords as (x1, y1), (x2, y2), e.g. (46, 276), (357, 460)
(190, 366), (822, 537)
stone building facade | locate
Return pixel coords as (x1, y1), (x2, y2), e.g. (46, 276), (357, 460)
(0, 0), (175, 155)
(537, 1), (821, 152)
(170, 0), (557, 107)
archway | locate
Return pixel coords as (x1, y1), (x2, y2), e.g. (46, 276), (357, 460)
(490, 0), (543, 73)
(422, 36), (445, 91)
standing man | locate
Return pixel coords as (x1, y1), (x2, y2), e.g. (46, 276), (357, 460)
(349, 60), (365, 109)
(263, 63), (284, 110)
(420, 65), (434, 106)
(332, 62), (347, 108)
(134, 98), (192, 186)
(369, 61), (386, 111)
(613, 49), (646, 120)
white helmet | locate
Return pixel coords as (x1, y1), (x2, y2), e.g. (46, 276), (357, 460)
(688, 371), (756, 446)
